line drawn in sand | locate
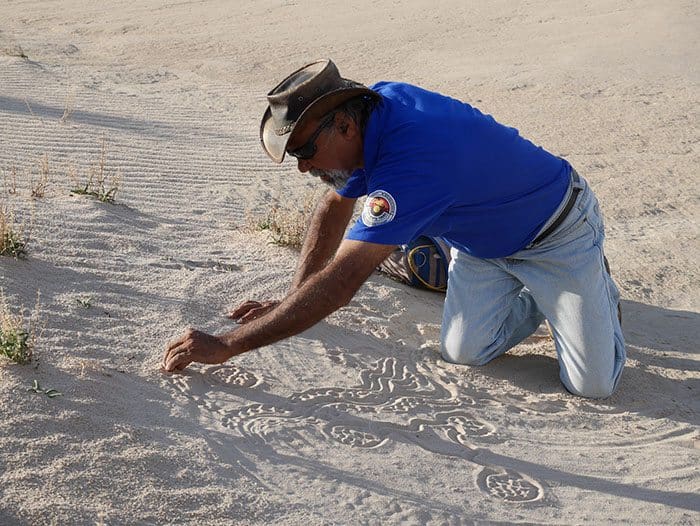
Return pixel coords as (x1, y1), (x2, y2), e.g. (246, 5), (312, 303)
(168, 355), (546, 504)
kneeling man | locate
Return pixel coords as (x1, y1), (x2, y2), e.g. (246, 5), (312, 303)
(163, 59), (625, 398)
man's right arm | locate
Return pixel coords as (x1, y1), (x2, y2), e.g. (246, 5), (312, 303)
(228, 189), (357, 322)
(290, 189), (357, 291)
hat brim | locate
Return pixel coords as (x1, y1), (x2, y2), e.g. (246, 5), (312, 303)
(260, 86), (378, 163)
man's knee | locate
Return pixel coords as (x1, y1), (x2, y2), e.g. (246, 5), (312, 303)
(440, 316), (510, 366)
(440, 343), (490, 366)
(558, 339), (625, 398)
(440, 332), (504, 366)
(562, 376), (617, 399)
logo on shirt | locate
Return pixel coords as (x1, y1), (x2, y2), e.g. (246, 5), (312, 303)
(362, 190), (397, 227)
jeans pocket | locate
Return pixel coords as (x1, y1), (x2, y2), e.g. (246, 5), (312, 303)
(586, 200), (606, 242)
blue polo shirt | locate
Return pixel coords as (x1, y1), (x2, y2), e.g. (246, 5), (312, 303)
(336, 82), (571, 258)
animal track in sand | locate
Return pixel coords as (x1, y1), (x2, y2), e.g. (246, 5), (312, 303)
(166, 355), (546, 503)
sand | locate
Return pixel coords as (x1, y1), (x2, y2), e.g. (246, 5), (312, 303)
(0, 1), (698, 524)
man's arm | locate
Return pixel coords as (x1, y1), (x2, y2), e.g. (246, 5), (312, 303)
(163, 238), (397, 372)
(291, 189), (357, 290)
(227, 189), (357, 322)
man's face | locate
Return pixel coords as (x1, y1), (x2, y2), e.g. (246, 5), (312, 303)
(286, 113), (363, 189)
(309, 167), (354, 190)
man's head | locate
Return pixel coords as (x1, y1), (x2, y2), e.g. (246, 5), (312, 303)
(260, 59), (379, 187)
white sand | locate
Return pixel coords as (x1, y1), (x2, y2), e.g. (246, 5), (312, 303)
(1, 1), (698, 524)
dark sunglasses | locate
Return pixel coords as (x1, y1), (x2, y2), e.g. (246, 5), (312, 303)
(287, 115), (334, 160)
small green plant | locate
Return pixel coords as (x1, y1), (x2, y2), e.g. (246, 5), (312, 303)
(0, 326), (29, 363)
(0, 290), (39, 364)
(0, 205), (28, 258)
(76, 296), (93, 309)
(70, 138), (120, 203)
(27, 379), (62, 398)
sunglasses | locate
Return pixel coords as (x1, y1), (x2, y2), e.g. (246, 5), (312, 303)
(287, 115), (334, 160)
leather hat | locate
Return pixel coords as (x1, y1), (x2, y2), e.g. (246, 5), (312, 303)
(260, 59), (379, 163)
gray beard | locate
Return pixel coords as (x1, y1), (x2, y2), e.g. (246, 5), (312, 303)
(310, 168), (353, 190)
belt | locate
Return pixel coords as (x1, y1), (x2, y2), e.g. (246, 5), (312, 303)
(532, 170), (582, 245)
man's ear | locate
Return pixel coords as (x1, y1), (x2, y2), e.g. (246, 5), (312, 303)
(338, 115), (357, 140)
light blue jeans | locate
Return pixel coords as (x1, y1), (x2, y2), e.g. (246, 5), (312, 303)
(440, 173), (625, 398)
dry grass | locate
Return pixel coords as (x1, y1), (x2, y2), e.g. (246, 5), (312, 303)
(2, 166), (19, 196)
(64, 357), (112, 379)
(31, 154), (50, 198)
(0, 290), (40, 365)
(247, 187), (326, 249)
(1, 44), (28, 59)
(3, 155), (50, 198)
(70, 138), (121, 203)
(60, 91), (75, 124)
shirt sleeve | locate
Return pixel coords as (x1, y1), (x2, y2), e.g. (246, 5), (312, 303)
(345, 164), (453, 246)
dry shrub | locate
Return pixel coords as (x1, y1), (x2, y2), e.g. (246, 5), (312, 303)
(248, 187), (326, 249)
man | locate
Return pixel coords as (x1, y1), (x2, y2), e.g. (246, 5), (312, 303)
(163, 59), (625, 398)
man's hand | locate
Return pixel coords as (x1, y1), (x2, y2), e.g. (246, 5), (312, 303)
(163, 239), (395, 374)
(226, 300), (279, 323)
(162, 328), (238, 373)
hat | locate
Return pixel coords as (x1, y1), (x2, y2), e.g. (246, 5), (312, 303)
(260, 59), (379, 163)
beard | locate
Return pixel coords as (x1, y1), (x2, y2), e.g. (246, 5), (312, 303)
(309, 168), (353, 190)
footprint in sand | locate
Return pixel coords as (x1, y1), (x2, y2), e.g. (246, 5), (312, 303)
(477, 467), (544, 503)
(324, 425), (386, 448)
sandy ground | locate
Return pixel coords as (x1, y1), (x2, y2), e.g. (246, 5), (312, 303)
(0, 1), (698, 524)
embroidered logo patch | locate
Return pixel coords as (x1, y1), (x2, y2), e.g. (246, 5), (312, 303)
(362, 190), (397, 227)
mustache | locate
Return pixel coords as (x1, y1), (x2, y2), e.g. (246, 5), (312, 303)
(309, 168), (353, 190)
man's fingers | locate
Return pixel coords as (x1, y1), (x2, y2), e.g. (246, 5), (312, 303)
(165, 333), (187, 353)
(161, 358), (192, 374)
(226, 300), (280, 321)
(227, 301), (262, 320)
(238, 311), (255, 323)
(169, 358), (192, 372)
(163, 339), (192, 370)
(163, 338), (183, 367)
(239, 306), (270, 324)
(164, 345), (191, 372)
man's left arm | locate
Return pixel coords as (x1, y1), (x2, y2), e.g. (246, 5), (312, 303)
(162, 239), (396, 372)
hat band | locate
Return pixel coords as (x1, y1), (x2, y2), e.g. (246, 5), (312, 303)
(275, 122), (293, 135)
